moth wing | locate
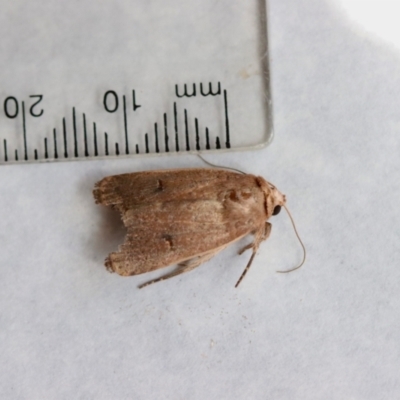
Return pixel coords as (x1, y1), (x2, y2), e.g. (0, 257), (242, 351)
(94, 169), (267, 276)
(106, 199), (254, 276)
(94, 168), (254, 210)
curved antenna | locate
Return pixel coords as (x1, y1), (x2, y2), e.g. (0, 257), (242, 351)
(276, 204), (306, 273)
(197, 154), (246, 175)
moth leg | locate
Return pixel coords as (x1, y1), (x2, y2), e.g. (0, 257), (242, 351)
(261, 221), (272, 241)
(238, 222), (272, 255)
(238, 243), (253, 255)
(178, 249), (220, 269)
(235, 223), (272, 287)
(138, 248), (221, 289)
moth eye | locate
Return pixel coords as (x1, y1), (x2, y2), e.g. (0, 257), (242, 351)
(272, 205), (281, 216)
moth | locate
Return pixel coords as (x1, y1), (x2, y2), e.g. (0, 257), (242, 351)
(93, 168), (304, 288)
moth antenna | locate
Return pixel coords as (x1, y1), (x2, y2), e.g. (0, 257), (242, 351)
(235, 251), (257, 287)
(197, 154), (246, 175)
(276, 204), (306, 273)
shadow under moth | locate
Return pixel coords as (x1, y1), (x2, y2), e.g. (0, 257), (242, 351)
(93, 168), (305, 288)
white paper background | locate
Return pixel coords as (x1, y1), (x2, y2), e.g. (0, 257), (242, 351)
(1, 0), (400, 399)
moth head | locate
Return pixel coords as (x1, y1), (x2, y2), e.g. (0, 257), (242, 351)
(258, 177), (286, 219)
(235, 175), (305, 287)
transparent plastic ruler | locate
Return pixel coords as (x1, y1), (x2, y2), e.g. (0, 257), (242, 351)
(0, 0), (272, 164)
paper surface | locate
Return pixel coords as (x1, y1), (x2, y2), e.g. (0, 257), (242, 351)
(1, 0), (400, 399)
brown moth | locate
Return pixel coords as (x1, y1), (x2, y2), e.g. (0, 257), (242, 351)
(93, 168), (295, 288)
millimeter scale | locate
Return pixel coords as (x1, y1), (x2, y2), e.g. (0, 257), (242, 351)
(0, 0), (272, 165)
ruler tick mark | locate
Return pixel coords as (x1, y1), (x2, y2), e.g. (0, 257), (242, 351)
(224, 90), (231, 149)
(93, 122), (98, 156)
(3, 139), (8, 162)
(154, 123), (159, 153)
(22, 101), (28, 161)
(83, 113), (88, 157)
(73, 107), (78, 157)
(164, 113), (169, 152)
(44, 138), (48, 159)
(184, 109), (190, 151)
(62, 117), (68, 158)
(104, 132), (109, 156)
(173, 102), (179, 152)
(53, 128), (58, 159)
(145, 133), (149, 153)
(195, 118), (200, 151)
(123, 95), (129, 155)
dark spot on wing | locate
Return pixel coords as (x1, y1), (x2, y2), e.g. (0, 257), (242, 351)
(227, 189), (252, 202)
(162, 234), (173, 248)
(156, 179), (164, 192)
(229, 190), (239, 202)
(240, 191), (252, 199)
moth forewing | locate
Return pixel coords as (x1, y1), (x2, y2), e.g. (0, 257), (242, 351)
(93, 168), (287, 287)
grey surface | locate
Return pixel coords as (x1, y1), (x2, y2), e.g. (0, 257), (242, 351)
(1, 0), (400, 399)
